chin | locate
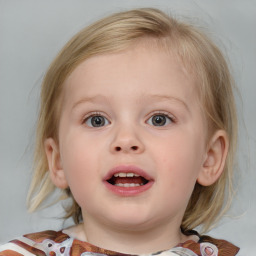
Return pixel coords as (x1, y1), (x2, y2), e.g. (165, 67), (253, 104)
(101, 209), (156, 231)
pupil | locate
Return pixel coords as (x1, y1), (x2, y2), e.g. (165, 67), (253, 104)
(153, 115), (166, 126)
(92, 116), (105, 127)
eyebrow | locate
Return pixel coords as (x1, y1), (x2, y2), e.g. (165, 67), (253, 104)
(72, 95), (109, 110)
(72, 94), (189, 112)
(146, 94), (189, 112)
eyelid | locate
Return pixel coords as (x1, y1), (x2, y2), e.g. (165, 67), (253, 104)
(82, 111), (111, 125)
(145, 111), (177, 128)
(147, 111), (176, 122)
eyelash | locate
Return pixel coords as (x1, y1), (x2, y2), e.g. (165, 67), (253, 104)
(82, 111), (176, 128)
(146, 111), (176, 127)
(82, 112), (110, 128)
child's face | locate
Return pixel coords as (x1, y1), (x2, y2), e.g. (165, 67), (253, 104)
(48, 44), (210, 231)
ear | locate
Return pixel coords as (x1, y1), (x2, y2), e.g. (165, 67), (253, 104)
(44, 138), (68, 189)
(197, 130), (229, 186)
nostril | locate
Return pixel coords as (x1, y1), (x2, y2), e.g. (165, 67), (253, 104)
(114, 146), (138, 151)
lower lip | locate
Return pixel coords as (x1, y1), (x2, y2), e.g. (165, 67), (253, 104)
(104, 181), (154, 196)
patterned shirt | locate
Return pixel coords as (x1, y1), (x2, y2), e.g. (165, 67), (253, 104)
(0, 230), (239, 256)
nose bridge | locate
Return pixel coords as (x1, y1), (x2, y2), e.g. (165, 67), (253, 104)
(110, 121), (145, 154)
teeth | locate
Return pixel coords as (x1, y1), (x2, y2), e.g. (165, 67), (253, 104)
(115, 183), (141, 187)
(114, 172), (140, 177)
(115, 172), (126, 177)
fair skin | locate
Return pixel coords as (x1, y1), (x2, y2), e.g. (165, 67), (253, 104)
(45, 43), (228, 254)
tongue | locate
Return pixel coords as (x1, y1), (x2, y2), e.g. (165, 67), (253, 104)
(113, 177), (145, 185)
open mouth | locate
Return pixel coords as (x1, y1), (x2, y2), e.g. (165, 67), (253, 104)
(104, 166), (153, 195)
(107, 172), (149, 187)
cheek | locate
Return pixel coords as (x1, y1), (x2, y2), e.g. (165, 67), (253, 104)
(60, 144), (99, 206)
(60, 138), (98, 184)
(154, 134), (202, 161)
(154, 132), (205, 182)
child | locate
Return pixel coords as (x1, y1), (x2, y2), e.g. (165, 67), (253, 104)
(0, 8), (240, 256)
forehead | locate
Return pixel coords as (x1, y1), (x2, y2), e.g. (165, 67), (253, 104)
(62, 43), (199, 104)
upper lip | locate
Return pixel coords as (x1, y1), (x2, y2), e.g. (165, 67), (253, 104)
(103, 165), (154, 181)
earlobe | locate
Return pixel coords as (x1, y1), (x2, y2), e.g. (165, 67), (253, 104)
(44, 138), (68, 189)
(197, 130), (229, 186)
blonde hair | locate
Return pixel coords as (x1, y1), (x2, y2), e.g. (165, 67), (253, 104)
(27, 8), (237, 233)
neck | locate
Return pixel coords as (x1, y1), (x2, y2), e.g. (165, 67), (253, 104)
(79, 215), (187, 254)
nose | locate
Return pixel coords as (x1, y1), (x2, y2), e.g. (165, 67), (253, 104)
(110, 125), (145, 154)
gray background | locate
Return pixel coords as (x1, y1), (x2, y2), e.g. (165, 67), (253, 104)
(0, 0), (255, 255)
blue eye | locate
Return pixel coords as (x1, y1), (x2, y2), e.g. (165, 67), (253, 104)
(147, 114), (173, 126)
(85, 115), (110, 127)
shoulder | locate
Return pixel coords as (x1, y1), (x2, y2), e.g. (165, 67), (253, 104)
(163, 230), (240, 256)
(170, 233), (239, 256)
(199, 234), (240, 256)
(0, 230), (73, 256)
